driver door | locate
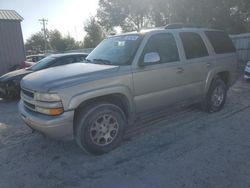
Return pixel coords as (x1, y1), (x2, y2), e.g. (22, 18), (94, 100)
(132, 33), (187, 113)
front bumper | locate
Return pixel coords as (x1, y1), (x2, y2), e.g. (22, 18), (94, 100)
(19, 101), (74, 140)
(0, 82), (6, 97)
(245, 66), (250, 80)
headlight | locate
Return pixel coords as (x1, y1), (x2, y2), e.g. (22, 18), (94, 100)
(35, 93), (61, 102)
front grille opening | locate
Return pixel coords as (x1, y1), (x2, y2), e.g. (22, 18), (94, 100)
(24, 101), (35, 110)
(22, 89), (34, 98)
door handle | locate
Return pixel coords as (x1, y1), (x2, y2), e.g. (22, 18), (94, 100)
(177, 67), (184, 73)
(206, 62), (212, 68)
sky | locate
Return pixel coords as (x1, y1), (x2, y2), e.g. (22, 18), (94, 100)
(0, 0), (99, 42)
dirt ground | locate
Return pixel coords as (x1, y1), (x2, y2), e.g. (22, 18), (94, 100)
(0, 79), (250, 188)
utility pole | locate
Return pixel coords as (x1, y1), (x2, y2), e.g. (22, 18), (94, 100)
(39, 18), (48, 53)
(168, 3), (172, 24)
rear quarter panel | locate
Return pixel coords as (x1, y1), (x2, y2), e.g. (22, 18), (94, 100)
(205, 53), (238, 93)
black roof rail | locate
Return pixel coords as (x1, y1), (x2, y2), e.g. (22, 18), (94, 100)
(165, 23), (205, 29)
(165, 23), (184, 29)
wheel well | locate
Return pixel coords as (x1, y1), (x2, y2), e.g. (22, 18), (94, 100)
(73, 94), (130, 128)
(216, 72), (230, 86)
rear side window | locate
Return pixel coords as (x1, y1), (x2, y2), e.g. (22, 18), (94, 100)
(205, 31), (236, 54)
(180, 32), (209, 59)
(51, 57), (75, 67)
(76, 55), (86, 62)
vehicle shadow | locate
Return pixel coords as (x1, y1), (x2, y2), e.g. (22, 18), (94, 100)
(0, 102), (206, 188)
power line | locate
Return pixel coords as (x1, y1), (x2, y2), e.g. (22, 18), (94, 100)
(39, 18), (48, 53)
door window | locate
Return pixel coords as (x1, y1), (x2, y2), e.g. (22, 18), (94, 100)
(142, 33), (180, 64)
(51, 57), (75, 67)
(180, 32), (208, 59)
(76, 55), (86, 62)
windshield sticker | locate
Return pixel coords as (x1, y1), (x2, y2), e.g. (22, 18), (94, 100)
(124, 36), (139, 41)
(114, 41), (125, 46)
(118, 41), (125, 46)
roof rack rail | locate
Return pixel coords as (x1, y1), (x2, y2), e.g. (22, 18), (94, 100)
(165, 23), (205, 29)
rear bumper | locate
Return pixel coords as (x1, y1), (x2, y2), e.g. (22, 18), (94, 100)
(244, 66), (250, 80)
(244, 75), (250, 80)
(18, 101), (74, 140)
(0, 82), (6, 97)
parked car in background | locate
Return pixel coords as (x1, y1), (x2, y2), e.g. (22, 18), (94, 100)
(9, 55), (47, 71)
(0, 53), (88, 99)
(19, 25), (238, 154)
(9, 60), (31, 71)
(26, 54), (47, 63)
(244, 61), (250, 80)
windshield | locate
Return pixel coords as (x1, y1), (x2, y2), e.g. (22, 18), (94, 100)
(29, 56), (55, 71)
(86, 34), (143, 65)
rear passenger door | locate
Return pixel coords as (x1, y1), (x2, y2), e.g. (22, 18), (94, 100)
(177, 31), (212, 99)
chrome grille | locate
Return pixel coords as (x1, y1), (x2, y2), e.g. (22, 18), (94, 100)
(23, 100), (35, 110)
(21, 88), (36, 112)
(22, 89), (34, 98)
(21, 88), (63, 114)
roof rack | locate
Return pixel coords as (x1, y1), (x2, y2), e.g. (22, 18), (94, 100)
(165, 23), (205, 29)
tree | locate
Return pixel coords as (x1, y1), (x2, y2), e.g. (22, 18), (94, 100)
(49, 30), (66, 51)
(97, 0), (153, 32)
(83, 17), (105, 48)
(96, 0), (250, 34)
(25, 31), (45, 54)
(25, 29), (80, 54)
(49, 29), (80, 51)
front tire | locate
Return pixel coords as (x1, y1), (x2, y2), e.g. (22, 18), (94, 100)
(202, 79), (227, 112)
(75, 102), (126, 155)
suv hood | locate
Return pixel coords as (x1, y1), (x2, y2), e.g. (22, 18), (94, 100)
(21, 63), (119, 92)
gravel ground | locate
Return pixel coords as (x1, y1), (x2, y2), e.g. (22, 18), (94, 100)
(0, 79), (250, 188)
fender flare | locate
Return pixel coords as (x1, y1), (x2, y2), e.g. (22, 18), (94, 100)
(205, 68), (230, 93)
(67, 85), (135, 115)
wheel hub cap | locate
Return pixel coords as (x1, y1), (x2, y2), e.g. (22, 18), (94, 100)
(90, 114), (119, 146)
(211, 86), (224, 107)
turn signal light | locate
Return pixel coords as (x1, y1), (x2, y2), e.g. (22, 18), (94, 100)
(49, 108), (64, 116)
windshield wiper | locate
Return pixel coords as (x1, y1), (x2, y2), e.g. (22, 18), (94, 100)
(84, 58), (92, 63)
(92, 58), (112, 65)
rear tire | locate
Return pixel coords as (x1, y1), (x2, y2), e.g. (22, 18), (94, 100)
(75, 102), (126, 155)
(202, 79), (227, 113)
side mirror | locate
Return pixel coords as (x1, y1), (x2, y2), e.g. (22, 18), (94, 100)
(142, 52), (160, 66)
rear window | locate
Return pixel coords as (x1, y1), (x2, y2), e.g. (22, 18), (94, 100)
(205, 31), (236, 54)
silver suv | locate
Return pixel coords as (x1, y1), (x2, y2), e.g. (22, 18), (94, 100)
(19, 26), (238, 154)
